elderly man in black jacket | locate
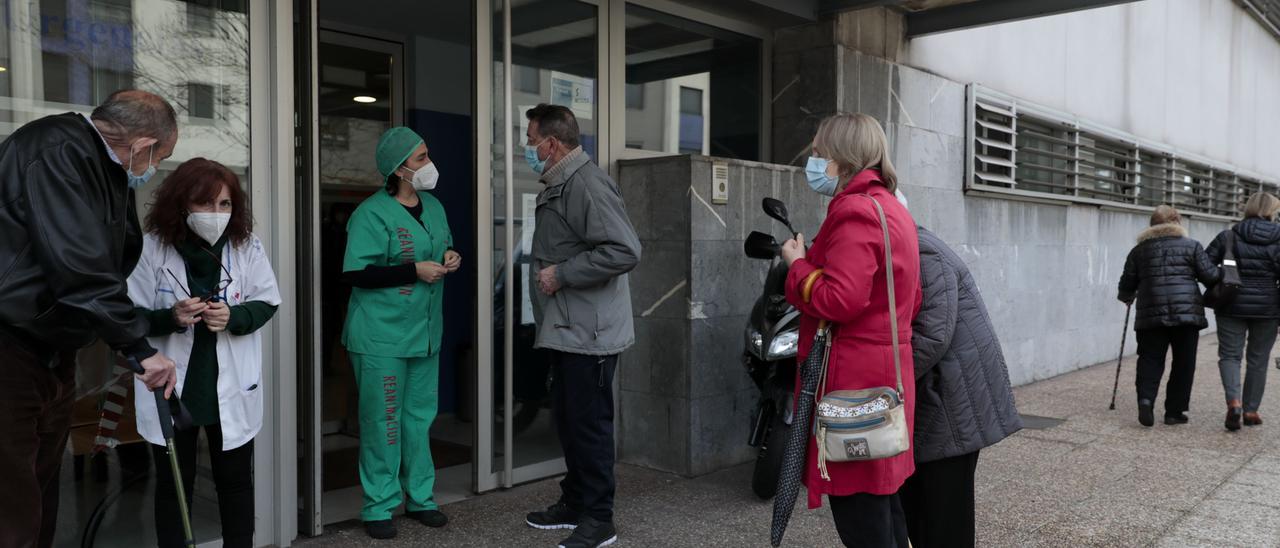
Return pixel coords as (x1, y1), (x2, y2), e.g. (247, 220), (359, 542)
(901, 223), (1022, 548)
(0, 90), (180, 548)
(1118, 205), (1221, 428)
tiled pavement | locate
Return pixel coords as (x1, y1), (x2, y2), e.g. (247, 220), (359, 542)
(297, 334), (1280, 547)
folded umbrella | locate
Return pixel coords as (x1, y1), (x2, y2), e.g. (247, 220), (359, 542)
(771, 268), (830, 547)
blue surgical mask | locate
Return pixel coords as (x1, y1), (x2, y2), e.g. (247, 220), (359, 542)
(805, 156), (839, 197)
(525, 139), (547, 174)
(126, 142), (156, 189)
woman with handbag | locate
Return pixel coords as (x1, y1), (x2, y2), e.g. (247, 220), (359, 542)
(1117, 205), (1219, 428)
(780, 113), (922, 548)
(1206, 192), (1280, 431)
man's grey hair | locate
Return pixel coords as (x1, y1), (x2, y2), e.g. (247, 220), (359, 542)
(91, 90), (178, 144)
(525, 103), (580, 148)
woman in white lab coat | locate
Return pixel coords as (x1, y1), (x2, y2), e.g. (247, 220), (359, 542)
(126, 157), (281, 548)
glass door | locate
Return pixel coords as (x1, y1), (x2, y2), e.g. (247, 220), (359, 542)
(479, 0), (608, 491)
(313, 28), (404, 525)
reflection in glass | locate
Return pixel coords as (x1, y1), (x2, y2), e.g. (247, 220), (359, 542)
(0, 1), (253, 546)
(492, 0), (599, 477)
(624, 4), (761, 160)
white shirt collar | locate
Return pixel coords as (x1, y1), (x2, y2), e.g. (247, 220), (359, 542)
(81, 113), (123, 165)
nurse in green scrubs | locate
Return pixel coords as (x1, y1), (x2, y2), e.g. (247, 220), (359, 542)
(342, 127), (460, 540)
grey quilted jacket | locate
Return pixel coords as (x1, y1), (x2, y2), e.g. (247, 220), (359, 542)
(911, 227), (1022, 463)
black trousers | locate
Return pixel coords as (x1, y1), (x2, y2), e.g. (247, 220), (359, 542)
(550, 350), (617, 523)
(0, 333), (76, 548)
(899, 451), (980, 548)
(1135, 326), (1199, 415)
(829, 492), (908, 548)
(153, 423), (254, 548)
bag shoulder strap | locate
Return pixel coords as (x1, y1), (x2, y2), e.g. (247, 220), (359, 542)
(861, 195), (905, 397)
(1223, 229), (1237, 262)
(814, 193), (906, 396)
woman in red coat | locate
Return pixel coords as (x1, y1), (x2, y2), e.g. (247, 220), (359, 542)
(780, 112), (922, 548)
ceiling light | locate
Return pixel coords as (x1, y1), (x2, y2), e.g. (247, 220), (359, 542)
(353, 95), (376, 104)
(0, 67), (7, 72)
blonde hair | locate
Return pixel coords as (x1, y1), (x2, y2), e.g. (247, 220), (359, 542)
(812, 113), (898, 193)
(1243, 192), (1280, 221)
(1150, 205), (1181, 226)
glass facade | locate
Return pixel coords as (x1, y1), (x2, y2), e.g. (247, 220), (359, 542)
(2, 0), (769, 541)
(0, 1), (252, 545)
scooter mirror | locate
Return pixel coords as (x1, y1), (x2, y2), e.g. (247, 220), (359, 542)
(745, 231), (780, 260)
(762, 197), (797, 236)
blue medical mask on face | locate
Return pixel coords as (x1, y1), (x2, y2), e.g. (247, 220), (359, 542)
(805, 156), (839, 197)
(525, 139), (547, 174)
(126, 142), (156, 189)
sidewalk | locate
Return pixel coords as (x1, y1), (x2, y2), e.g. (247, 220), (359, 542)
(297, 334), (1280, 547)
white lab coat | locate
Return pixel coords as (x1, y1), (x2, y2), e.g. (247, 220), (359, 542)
(126, 232), (282, 450)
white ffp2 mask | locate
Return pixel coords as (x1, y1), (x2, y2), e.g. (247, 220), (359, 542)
(404, 162), (439, 191)
(187, 212), (231, 245)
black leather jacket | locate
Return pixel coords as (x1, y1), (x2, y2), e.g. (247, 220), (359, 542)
(0, 113), (153, 364)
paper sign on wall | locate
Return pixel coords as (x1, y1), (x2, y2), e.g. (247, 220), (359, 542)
(550, 71), (595, 120)
(521, 263), (534, 325)
(518, 104), (537, 141)
(521, 193), (537, 255)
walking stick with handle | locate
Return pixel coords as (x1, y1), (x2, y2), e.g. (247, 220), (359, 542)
(1109, 303), (1132, 411)
(126, 356), (196, 548)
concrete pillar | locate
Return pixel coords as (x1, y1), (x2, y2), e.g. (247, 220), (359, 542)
(617, 154), (819, 476)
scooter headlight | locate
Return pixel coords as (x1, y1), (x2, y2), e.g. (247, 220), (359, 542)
(766, 330), (799, 360)
(747, 329), (764, 356)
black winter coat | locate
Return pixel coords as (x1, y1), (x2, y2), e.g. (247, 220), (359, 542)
(911, 228), (1022, 463)
(1118, 223), (1220, 330)
(1205, 217), (1280, 319)
(0, 113), (152, 362)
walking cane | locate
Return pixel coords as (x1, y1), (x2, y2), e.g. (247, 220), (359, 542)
(1108, 303), (1133, 410)
(126, 356), (196, 548)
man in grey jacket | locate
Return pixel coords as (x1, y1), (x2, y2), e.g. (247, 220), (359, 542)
(902, 225), (1022, 548)
(521, 104), (641, 548)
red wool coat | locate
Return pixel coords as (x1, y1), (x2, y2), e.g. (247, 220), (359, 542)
(784, 169), (923, 509)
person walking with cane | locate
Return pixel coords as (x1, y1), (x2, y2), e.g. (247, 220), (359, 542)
(1117, 205), (1220, 427)
(0, 90), (180, 548)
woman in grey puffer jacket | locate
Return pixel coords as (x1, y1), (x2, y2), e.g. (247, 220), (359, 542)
(900, 225), (1022, 548)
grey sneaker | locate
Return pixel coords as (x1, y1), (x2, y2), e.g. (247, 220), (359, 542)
(526, 501), (579, 530)
(557, 516), (617, 548)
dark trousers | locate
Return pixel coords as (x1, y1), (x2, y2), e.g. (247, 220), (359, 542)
(899, 451), (980, 548)
(1135, 326), (1200, 415)
(153, 424), (254, 548)
(550, 350), (617, 523)
(0, 334), (76, 548)
(829, 492), (908, 548)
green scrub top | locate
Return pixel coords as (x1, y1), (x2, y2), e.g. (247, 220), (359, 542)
(342, 190), (453, 358)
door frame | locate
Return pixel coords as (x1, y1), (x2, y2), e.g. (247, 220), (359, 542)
(297, 21), (409, 533)
(250, 0), (298, 544)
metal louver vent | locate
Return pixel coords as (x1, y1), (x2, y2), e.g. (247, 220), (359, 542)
(965, 84), (1280, 219)
(972, 96), (1016, 188)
